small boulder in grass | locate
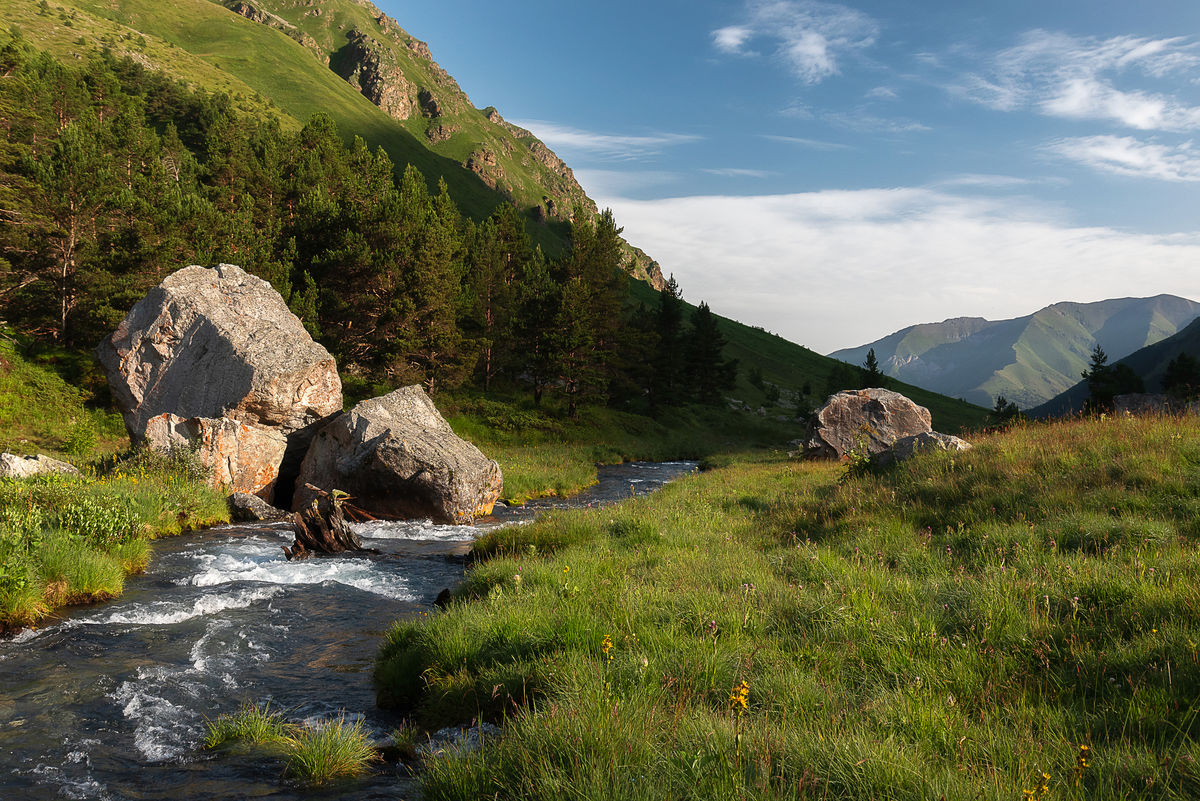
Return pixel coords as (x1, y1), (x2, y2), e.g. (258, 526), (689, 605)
(871, 431), (973, 469)
(0, 453), (80, 479)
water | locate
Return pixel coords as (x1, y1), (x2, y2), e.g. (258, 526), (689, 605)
(0, 461), (695, 800)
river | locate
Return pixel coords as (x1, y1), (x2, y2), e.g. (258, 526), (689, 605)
(0, 461), (696, 800)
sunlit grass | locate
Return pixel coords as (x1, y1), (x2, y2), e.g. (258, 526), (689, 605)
(205, 706), (377, 786)
(378, 413), (1200, 800)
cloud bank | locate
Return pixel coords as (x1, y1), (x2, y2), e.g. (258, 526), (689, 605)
(596, 187), (1200, 353)
(958, 30), (1200, 131)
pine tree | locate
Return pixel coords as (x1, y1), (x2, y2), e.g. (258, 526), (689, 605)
(1162, 353), (1200, 401)
(684, 301), (737, 405)
(863, 348), (885, 386)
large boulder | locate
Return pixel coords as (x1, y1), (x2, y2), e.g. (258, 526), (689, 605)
(804, 388), (933, 460)
(96, 263), (342, 440)
(294, 386), (502, 524)
(142, 414), (287, 500)
(0, 453), (80, 479)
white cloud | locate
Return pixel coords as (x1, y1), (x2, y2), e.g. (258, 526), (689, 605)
(713, 25), (754, 54)
(760, 134), (853, 150)
(712, 0), (879, 84)
(866, 86), (899, 101)
(1048, 136), (1200, 181)
(592, 186), (1200, 353)
(509, 120), (700, 160)
(957, 30), (1200, 131)
(702, 168), (774, 178)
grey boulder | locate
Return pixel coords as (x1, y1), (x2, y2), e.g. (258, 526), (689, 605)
(0, 453), (80, 479)
(294, 386), (502, 524)
(96, 263), (342, 440)
(228, 491), (290, 522)
(804, 388), (933, 460)
(871, 431), (973, 468)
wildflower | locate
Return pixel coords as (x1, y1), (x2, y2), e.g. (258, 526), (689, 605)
(729, 679), (749, 713)
(1075, 744), (1091, 786)
(601, 634), (613, 661)
(563, 565), (570, 574)
(1023, 772), (1051, 799)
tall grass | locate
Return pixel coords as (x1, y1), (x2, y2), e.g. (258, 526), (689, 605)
(0, 450), (229, 632)
(205, 705), (377, 786)
(378, 414), (1200, 800)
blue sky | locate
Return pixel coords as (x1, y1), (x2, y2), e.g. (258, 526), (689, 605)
(379, 0), (1200, 352)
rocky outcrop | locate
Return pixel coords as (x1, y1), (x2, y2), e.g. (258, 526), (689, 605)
(334, 28), (418, 120)
(294, 386), (502, 524)
(425, 123), (458, 143)
(0, 453), (80, 479)
(464, 148), (501, 189)
(804, 388), (934, 460)
(97, 263), (342, 440)
(226, 1), (323, 60)
(143, 414), (287, 500)
(871, 431), (972, 468)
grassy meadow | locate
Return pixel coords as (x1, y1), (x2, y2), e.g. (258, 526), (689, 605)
(0, 339), (229, 632)
(377, 413), (1200, 800)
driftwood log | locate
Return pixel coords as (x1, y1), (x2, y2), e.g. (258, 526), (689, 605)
(283, 484), (375, 560)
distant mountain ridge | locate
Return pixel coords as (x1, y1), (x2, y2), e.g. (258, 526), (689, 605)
(1031, 315), (1200, 417)
(831, 295), (1200, 409)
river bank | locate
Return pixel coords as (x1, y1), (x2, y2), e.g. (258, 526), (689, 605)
(0, 461), (696, 799)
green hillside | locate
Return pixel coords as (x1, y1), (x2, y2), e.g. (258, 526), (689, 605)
(7, 0), (662, 281)
(629, 283), (988, 434)
(1032, 316), (1200, 417)
(832, 295), (1200, 410)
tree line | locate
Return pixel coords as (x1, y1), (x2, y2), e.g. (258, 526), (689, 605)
(0, 39), (736, 414)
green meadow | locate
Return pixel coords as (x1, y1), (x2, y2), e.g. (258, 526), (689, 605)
(378, 413), (1200, 800)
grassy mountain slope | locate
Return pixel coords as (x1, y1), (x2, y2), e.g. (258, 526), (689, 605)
(628, 283), (988, 434)
(1032, 315), (1200, 417)
(11, 0), (663, 282)
(832, 295), (1200, 410)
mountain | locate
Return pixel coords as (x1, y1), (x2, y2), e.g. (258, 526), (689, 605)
(8, 0), (664, 287)
(1031, 316), (1200, 417)
(2, 3), (990, 432)
(830, 295), (1200, 410)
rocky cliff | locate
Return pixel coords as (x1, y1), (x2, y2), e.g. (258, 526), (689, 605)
(222, 0), (656, 284)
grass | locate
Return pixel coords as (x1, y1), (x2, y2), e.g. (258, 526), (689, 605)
(0, 449), (230, 632)
(439, 394), (809, 503)
(205, 705), (377, 786)
(376, 413), (1200, 800)
(0, 337), (126, 459)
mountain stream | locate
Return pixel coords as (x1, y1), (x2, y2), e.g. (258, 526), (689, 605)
(0, 461), (696, 800)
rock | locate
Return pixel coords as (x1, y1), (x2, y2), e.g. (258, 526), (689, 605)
(143, 414), (288, 500)
(228, 491), (289, 522)
(294, 386), (502, 524)
(871, 431), (973, 468)
(804, 388), (933, 460)
(0, 453), (80, 479)
(97, 263), (342, 440)
(335, 28), (418, 120)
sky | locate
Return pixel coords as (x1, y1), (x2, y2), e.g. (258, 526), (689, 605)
(378, 0), (1200, 353)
